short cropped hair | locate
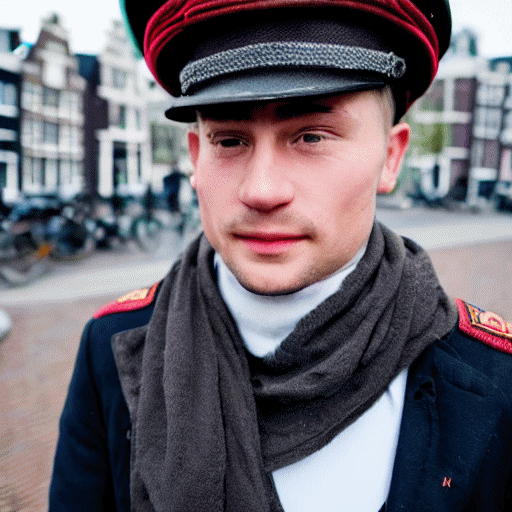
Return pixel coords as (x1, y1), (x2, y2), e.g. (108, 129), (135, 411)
(372, 86), (396, 130)
(192, 85), (397, 129)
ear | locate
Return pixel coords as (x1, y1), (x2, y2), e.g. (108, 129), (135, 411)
(187, 129), (200, 169)
(187, 129), (200, 189)
(377, 122), (410, 194)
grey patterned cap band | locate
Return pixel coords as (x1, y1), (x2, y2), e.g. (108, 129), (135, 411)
(179, 41), (406, 95)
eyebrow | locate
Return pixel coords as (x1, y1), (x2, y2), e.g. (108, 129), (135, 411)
(198, 99), (336, 122)
(197, 103), (257, 121)
(273, 101), (334, 119)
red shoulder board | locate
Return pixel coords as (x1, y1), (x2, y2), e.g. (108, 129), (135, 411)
(93, 282), (160, 319)
(456, 298), (512, 354)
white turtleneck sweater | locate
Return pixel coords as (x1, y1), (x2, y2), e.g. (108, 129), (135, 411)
(215, 251), (408, 512)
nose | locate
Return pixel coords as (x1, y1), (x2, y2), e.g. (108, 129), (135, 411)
(238, 144), (294, 212)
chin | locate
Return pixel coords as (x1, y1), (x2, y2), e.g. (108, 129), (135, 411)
(235, 271), (311, 296)
(249, 285), (303, 296)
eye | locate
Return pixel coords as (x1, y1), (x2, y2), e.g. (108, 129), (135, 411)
(215, 136), (247, 156)
(300, 133), (323, 144)
(218, 137), (244, 148)
(207, 131), (249, 156)
(292, 130), (330, 149)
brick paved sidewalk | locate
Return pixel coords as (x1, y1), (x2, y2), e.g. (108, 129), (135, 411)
(429, 239), (512, 321)
(1, 240), (511, 511)
(0, 294), (117, 512)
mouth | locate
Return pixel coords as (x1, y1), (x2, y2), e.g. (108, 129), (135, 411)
(233, 232), (307, 255)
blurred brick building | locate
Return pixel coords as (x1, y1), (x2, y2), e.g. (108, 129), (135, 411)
(408, 29), (512, 210)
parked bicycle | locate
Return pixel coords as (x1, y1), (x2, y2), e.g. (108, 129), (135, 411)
(0, 195), (58, 287)
(47, 196), (97, 261)
(92, 195), (164, 253)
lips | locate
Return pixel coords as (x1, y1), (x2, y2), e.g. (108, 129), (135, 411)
(234, 232), (306, 255)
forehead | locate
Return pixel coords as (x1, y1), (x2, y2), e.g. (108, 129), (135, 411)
(196, 91), (380, 123)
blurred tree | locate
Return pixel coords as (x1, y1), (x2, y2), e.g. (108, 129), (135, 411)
(400, 113), (449, 198)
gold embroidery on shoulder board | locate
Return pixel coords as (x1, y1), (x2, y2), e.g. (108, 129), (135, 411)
(456, 299), (512, 354)
(117, 288), (152, 303)
(93, 282), (160, 319)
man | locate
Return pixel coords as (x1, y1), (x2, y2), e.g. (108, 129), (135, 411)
(50, 1), (512, 511)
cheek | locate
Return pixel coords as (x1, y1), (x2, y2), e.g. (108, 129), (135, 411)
(300, 160), (384, 229)
(193, 163), (238, 223)
(307, 165), (380, 210)
(338, 148), (388, 200)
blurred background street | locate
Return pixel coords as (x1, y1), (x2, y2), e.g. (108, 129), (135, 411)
(1, 206), (512, 511)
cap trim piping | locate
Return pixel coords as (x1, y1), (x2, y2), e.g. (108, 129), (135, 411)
(143, 0), (439, 101)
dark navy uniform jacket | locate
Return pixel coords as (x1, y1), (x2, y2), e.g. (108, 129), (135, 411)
(49, 289), (512, 512)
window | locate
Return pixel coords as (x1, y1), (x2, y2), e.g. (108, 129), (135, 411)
(474, 107), (502, 131)
(23, 157), (32, 185)
(71, 160), (83, 185)
(476, 84), (505, 107)
(0, 30), (9, 52)
(454, 78), (475, 112)
(471, 139), (500, 168)
(112, 68), (127, 89)
(60, 124), (71, 147)
(137, 145), (141, 178)
(471, 140), (484, 167)
(60, 91), (71, 111)
(119, 105), (126, 129)
(43, 158), (58, 187)
(59, 159), (70, 184)
(0, 162), (7, 187)
(483, 140), (500, 168)
(504, 88), (512, 110)
(43, 87), (60, 107)
(504, 111), (512, 131)
(0, 81), (17, 106)
(113, 141), (128, 185)
(22, 81), (38, 109)
(22, 119), (32, 146)
(33, 120), (43, 144)
(450, 124), (470, 148)
(32, 158), (44, 185)
(70, 92), (82, 113)
(110, 104), (127, 128)
(151, 124), (175, 163)
(70, 126), (80, 147)
(44, 122), (59, 144)
(499, 148), (512, 182)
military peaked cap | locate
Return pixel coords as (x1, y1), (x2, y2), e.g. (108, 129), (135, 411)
(121, 0), (452, 122)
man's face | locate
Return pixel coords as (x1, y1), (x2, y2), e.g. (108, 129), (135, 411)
(188, 90), (409, 295)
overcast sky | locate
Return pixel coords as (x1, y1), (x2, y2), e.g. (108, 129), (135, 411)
(1, 0), (510, 58)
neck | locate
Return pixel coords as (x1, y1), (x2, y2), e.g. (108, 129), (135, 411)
(215, 246), (366, 357)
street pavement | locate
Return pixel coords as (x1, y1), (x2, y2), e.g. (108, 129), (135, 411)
(1, 207), (512, 511)
(2, 206), (512, 306)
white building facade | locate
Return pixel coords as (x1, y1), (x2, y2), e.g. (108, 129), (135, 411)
(0, 28), (21, 202)
(94, 20), (151, 198)
(20, 17), (86, 197)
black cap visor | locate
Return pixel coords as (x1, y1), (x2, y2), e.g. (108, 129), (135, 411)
(164, 68), (386, 122)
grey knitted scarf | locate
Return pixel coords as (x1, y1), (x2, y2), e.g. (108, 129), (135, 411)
(112, 222), (458, 512)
